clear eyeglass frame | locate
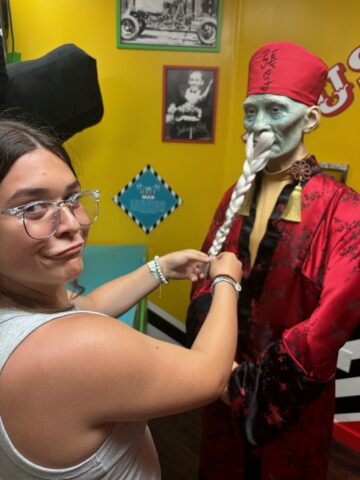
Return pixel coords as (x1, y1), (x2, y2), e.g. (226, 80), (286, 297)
(0, 189), (100, 239)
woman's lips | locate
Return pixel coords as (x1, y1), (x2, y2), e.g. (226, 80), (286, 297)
(49, 243), (84, 258)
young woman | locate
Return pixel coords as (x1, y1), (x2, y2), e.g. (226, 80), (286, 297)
(0, 119), (242, 479)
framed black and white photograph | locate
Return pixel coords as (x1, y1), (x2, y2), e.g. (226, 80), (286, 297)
(117, 0), (222, 52)
(162, 66), (218, 143)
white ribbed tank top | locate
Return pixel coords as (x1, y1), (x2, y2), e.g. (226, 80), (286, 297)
(0, 308), (161, 480)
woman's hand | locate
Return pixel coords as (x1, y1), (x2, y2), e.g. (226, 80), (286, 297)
(220, 361), (239, 405)
(160, 249), (210, 282)
(209, 252), (242, 283)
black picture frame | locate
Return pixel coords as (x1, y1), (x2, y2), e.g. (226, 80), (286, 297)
(162, 65), (218, 143)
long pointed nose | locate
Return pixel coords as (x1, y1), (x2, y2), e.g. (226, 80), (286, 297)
(252, 110), (271, 135)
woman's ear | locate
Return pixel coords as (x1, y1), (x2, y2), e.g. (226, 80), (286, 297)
(303, 106), (321, 133)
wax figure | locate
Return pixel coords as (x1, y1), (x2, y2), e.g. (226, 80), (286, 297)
(186, 41), (360, 480)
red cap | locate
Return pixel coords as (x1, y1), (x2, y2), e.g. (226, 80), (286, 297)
(247, 42), (328, 106)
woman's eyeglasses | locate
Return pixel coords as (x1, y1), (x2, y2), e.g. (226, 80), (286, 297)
(0, 190), (100, 239)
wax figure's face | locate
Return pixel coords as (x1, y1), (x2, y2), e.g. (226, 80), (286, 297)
(243, 94), (312, 163)
(0, 149), (89, 294)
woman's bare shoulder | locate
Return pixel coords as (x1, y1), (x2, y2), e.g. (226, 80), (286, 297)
(1, 312), (136, 394)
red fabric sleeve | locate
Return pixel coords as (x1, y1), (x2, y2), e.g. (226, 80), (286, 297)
(283, 202), (360, 382)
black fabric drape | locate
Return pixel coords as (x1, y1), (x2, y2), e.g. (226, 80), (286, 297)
(2, 44), (103, 140)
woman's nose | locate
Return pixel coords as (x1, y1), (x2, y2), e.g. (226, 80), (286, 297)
(55, 204), (81, 235)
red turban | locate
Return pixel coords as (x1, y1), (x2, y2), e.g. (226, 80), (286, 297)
(247, 41), (328, 106)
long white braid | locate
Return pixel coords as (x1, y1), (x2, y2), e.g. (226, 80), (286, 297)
(208, 131), (275, 257)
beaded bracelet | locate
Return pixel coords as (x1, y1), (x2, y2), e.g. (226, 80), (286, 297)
(154, 255), (169, 284)
(147, 259), (161, 283)
(147, 256), (168, 285)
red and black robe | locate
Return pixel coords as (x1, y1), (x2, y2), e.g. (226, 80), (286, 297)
(186, 157), (360, 480)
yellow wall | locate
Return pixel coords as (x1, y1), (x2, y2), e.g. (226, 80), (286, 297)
(10, 0), (360, 322)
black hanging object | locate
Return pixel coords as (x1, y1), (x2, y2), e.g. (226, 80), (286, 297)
(1, 43), (104, 141)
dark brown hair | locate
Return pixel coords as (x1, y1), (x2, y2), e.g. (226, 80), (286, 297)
(0, 117), (76, 182)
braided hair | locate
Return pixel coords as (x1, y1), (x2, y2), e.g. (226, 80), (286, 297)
(208, 131), (274, 257)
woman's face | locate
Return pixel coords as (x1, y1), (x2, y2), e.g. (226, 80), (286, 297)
(0, 148), (89, 298)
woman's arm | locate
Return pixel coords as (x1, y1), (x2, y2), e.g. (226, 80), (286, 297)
(70, 249), (209, 318)
(27, 252), (242, 425)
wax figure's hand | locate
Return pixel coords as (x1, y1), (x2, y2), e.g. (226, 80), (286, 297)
(221, 361), (239, 405)
(160, 249), (210, 282)
(209, 252), (242, 283)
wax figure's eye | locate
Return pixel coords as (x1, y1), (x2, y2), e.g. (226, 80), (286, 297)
(269, 104), (284, 115)
(244, 106), (257, 118)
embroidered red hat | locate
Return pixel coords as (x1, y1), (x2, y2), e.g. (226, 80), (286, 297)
(247, 41), (328, 106)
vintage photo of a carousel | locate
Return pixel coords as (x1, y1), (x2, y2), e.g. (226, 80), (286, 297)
(117, 0), (221, 51)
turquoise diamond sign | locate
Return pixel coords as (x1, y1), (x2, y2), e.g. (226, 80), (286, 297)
(114, 165), (182, 234)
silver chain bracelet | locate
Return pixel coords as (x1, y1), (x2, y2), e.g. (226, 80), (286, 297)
(211, 275), (241, 296)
